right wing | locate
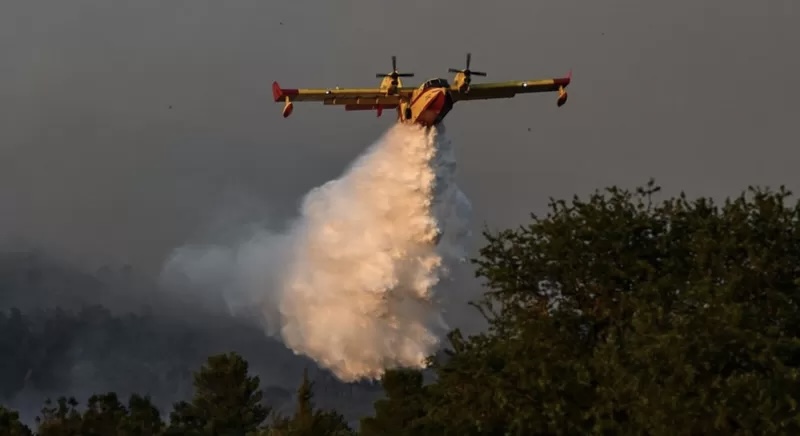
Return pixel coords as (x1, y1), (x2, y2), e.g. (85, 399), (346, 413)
(451, 71), (571, 105)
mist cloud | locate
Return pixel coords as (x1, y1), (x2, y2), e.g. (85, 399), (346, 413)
(161, 124), (472, 380)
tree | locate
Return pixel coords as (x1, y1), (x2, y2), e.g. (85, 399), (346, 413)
(80, 392), (128, 435)
(119, 394), (164, 435)
(35, 397), (82, 436)
(359, 369), (431, 435)
(0, 405), (32, 436)
(25, 391), (164, 436)
(376, 181), (800, 434)
(267, 368), (355, 436)
(75, 392), (164, 436)
(166, 352), (269, 435)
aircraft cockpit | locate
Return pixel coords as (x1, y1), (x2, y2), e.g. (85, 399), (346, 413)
(420, 78), (450, 90)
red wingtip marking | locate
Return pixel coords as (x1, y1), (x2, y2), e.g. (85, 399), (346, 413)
(272, 81), (282, 102)
(553, 69), (572, 87)
(272, 81), (299, 102)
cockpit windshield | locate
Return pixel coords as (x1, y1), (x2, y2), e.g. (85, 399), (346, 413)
(421, 78), (450, 89)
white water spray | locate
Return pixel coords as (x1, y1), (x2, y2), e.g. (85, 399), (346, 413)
(161, 123), (472, 381)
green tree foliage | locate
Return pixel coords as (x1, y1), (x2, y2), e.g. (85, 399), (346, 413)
(267, 368), (355, 436)
(362, 181), (800, 434)
(359, 369), (430, 435)
(80, 393), (128, 435)
(0, 405), (32, 436)
(166, 352), (269, 435)
(35, 397), (82, 436)
(2, 354), (352, 435)
(120, 394), (164, 435)
(80, 392), (164, 436)
(30, 393), (164, 436)
(6, 181), (800, 434)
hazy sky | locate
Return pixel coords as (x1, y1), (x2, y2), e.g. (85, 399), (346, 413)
(1, 0), (798, 273)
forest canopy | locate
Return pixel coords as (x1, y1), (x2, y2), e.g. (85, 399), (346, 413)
(3, 180), (800, 434)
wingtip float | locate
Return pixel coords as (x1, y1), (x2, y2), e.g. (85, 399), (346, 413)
(273, 54), (572, 127)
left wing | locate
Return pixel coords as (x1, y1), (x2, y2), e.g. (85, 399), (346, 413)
(272, 81), (413, 107)
(451, 71), (571, 105)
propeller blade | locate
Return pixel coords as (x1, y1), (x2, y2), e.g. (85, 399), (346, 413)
(450, 54), (487, 78)
(377, 73), (387, 78)
(392, 55), (397, 71)
(396, 73), (414, 77)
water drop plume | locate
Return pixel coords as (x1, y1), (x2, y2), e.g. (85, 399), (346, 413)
(161, 122), (472, 381)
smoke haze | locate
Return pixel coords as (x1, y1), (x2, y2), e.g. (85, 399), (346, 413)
(161, 123), (472, 381)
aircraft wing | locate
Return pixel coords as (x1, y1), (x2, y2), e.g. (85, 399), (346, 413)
(451, 71), (571, 103)
(272, 81), (413, 106)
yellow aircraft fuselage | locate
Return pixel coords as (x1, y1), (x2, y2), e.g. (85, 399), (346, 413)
(343, 77), (455, 127)
(403, 85), (453, 126)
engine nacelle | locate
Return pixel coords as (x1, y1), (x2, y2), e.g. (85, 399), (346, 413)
(282, 101), (294, 118)
(557, 86), (568, 107)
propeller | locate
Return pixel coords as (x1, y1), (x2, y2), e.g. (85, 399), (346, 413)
(376, 55), (414, 86)
(448, 53), (487, 85)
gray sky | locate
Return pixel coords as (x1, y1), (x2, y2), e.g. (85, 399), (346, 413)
(1, 0), (798, 274)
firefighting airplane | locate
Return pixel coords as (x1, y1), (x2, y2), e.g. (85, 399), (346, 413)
(272, 53), (571, 127)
